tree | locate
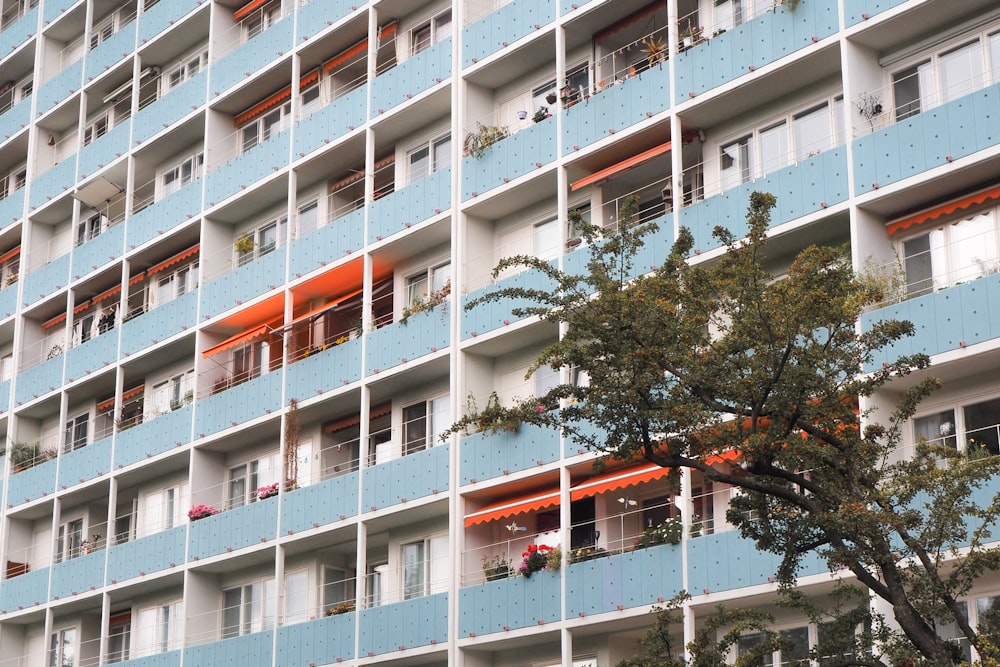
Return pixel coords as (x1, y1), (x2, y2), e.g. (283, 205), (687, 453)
(455, 192), (1000, 665)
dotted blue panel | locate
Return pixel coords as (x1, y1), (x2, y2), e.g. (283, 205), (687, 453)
(64, 331), (118, 381)
(126, 182), (202, 248)
(57, 437), (112, 490)
(289, 208), (364, 273)
(193, 372), (281, 439)
(120, 291), (197, 357)
(361, 444), (449, 511)
(211, 19), (294, 94)
(459, 424), (561, 484)
(0, 6), (35, 58)
(114, 650), (181, 667)
(0, 184), (24, 232)
(275, 612), (356, 666)
(85, 21), (137, 80)
(188, 499), (279, 560)
(285, 337), (363, 398)
(134, 70), (208, 144)
(72, 224), (125, 280)
(359, 593), (448, 655)
(463, 0), (556, 67)
(462, 268), (557, 339)
(463, 121), (557, 201)
(364, 307), (448, 374)
(296, 0), (357, 41)
(844, 0), (911, 26)
(50, 551), (105, 600)
(200, 249), (286, 319)
(183, 631), (274, 667)
(294, 85), (366, 158)
(205, 130), (290, 207)
(139, 0), (201, 42)
(370, 166), (451, 243)
(458, 576), (558, 637)
(107, 526), (186, 584)
(36, 61), (82, 119)
(372, 37), (451, 116)
(0, 566), (49, 612)
(280, 472), (360, 534)
(13, 354), (63, 405)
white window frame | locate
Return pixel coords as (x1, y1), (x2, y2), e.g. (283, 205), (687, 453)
(282, 569), (309, 626)
(150, 259), (199, 310)
(226, 452), (280, 509)
(134, 600), (183, 657)
(64, 411), (89, 452)
(157, 151), (203, 200)
(240, 0), (281, 42)
(239, 101), (291, 154)
(406, 134), (451, 184)
(913, 393), (1000, 455)
(401, 394), (450, 456)
(404, 262), (451, 312)
(410, 9), (452, 56)
(400, 533), (448, 600)
(236, 215), (287, 266)
(162, 46), (208, 93)
(0, 164), (26, 201)
(55, 517), (84, 563)
(139, 482), (189, 537)
(49, 626), (78, 667)
(221, 578), (276, 638)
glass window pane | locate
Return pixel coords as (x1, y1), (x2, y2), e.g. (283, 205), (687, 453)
(534, 219), (560, 261)
(947, 211), (998, 284)
(428, 533), (448, 594)
(964, 397), (1000, 455)
(779, 627), (809, 667)
(403, 403), (427, 455)
(409, 145), (429, 182)
(402, 541), (425, 599)
(284, 571), (308, 625)
(222, 588), (241, 638)
(893, 63), (926, 120)
(720, 137), (750, 190)
(430, 395), (450, 445)
(991, 33), (1000, 84)
(793, 104), (829, 161)
(433, 136), (451, 171)
(939, 42), (983, 103)
(915, 410), (956, 449)
(903, 233), (933, 298)
(758, 122), (788, 175)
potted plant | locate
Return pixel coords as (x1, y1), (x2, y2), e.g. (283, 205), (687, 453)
(327, 601), (355, 616)
(636, 516), (683, 549)
(188, 504), (220, 521)
(9, 440), (43, 471)
(400, 279), (450, 324)
(465, 123), (510, 158)
(234, 232), (255, 256)
(641, 35), (667, 67)
(482, 554), (513, 581)
(518, 544), (560, 578)
(532, 106), (549, 123)
(255, 482), (279, 500)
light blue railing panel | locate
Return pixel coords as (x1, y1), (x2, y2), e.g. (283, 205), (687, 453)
(462, 268), (556, 339)
(23, 252), (70, 306)
(200, 249), (285, 318)
(674, 1), (838, 101)
(64, 330), (117, 380)
(564, 215), (674, 281)
(566, 543), (683, 616)
(845, 0), (910, 25)
(853, 82), (1000, 195)
(0, 187), (24, 229)
(114, 404), (193, 468)
(127, 183), (202, 248)
(288, 208), (364, 274)
(687, 530), (826, 594)
(37, 59), (82, 115)
(458, 574), (559, 637)
(361, 444), (449, 512)
(561, 64), (669, 156)
(194, 371), (281, 438)
(369, 167), (451, 243)
(296, 0), (357, 40)
(285, 337), (362, 397)
(459, 424), (560, 484)
(85, 21), (136, 79)
(679, 147), (848, 254)
(293, 85), (365, 158)
(463, 0), (556, 67)
(0, 285), (15, 319)
(564, 418), (604, 458)
(560, 0), (596, 15)
(7, 458), (56, 505)
(78, 120), (130, 177)
(134, 70), (207, 143)
(121, 291), (197, 356)
(280, 472), (359, 534)
(861, 272), (1000, 370)
(0, 97), (31, 145)
(364, 307), (449, 374)
(50, 551), (104, 600)
(0, 378), (8, 413)
(29, 158), (76, 210)
(139, 0), (201, 42)
(359, 593), (447, 655)
(56, 436), (112, 489)
(182, 631), (274, 667)
(275, 611), (355, 666)
(463, 121), (556, 199)
(0, 6), (37, 57)
(72, 224), (124, 277)
(116, 650), (180, 667)
(44, 0), (71, 25)
(0, 566), (49, 611)
(107, 526), (186, 583)
(14, 355), (63, 405)
(205, 131), (289, 206)
(188, 498), (278, 559)
(211, 18), (294, 93)
(372, 37), (451, 116)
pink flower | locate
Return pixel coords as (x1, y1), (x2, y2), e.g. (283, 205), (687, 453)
(535, 404), (545, 413)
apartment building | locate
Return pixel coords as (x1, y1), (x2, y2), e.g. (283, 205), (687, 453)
(0, 0), (994, 664)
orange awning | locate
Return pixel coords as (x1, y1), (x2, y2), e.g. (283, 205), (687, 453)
(202, 324), (270, 359)
(887, 184), (1000, 236)
(129, 272), (145, 286)
(0, 246), (19, 264)
(570, 464), (671, 502)
(234, 69), (325, 128)
(147, 244), (199, 277)
(42, 312), (67, 330)
(96, 384), (144, 412)
(571, 141), (672, 192)
(323, 401), (392, 434)
(321, 23), (397, 75)
(73, 299), (91, 315)
(288, 287), (364, 328)
(329, 154), (395, 192)
(233, 0), (267, 21)
(92, 285), (121, 305)
(464, 487), (560, 527)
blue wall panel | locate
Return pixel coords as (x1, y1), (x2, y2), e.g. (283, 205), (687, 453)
(85, 21), (136, 80)
(458, 574), (559, 637)
(287, 208), (364, 275)
(566, 543), (683, 616)
(188, 498), (278, 560)
(29, 159), (76, 210)
(275, 612), (356, 666)
(205, 131), (289, 206)
(194, 372), (281, 438)
(280, 472), (360, 534)
(116, 650), (181, 667)
(0, 566), (48, 612)
(71, 224), (124, 278)
(50, 551), (104, 600)
(211, 19), (294, 93)
(845, 0), (911, 25)
(57, 436), (112, 489)
(296, 0), (358, 40)
(0, 187), (25, 230)
(139, 0), (201, 42)
(460, 424), (561, 484)
(182, 631), (273, 667)
(114, 404), (193, 468)
(462, 268), (556, 339)
(361, 444), (449, 511)
(37, 60), (82, 116)
(285, 337), (362, 398)
(364, 307), (448, 374)
(200, 249), (285, 318)
(7, 457), (56, 505)
(463, 121), (556, 200)
(369, 167), (451, 243)
(120, 291), (197, 356)
(107, 526), (186, 584)
(14, 355), (63, 405)
(293, 85), (366, 158)
(359, 593), (447, 655)
(372, 37), (450, 116)
(463, 0), (555, 66)
(133, 70), (207, 144)
(0, 7), (37, 57)
(126, 182), (202, 248)
(64, 329), (117, 381)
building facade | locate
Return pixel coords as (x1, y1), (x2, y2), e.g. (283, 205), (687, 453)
(0, 0), (995, 664)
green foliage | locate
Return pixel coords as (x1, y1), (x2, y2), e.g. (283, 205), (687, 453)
(466, 123), (510, 158)
(458, 191), (1000, 664)
(637, 517), (683, 548)
(482, 554), (513, 581)
(400, 280), (450, 325)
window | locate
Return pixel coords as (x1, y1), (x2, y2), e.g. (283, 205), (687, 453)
(737, 627), (809, 666)
(83, 113), (109, 145)
(135, 601), (182, 657)
(226, 453), (280, 509)
(935, 602), (972, 664)
(283, 570), (308, 625)
(323, 566), (350, 609)
(899, 209), (999, 298)
(0, 165), (26, 201)
(411, 10), (451, 55)
(407, 135), (451, 183)
(300, 81), (321, 115)
(0, 74), (30, 113)
(222, 579), (276, 638)
(533, 218), (560, 261)
(533, 62), (589, 111)
(913, 395), (1000, 455)
(402, 395), (450, 456)
(240, 102), (290, 153)
(0, 353), (12, 382)
(64, 412), (89, 452)
(49, 627), (76, 667)
(159, 152), (203, 198)
(55, 519), (83, 563)
(368, 562), (388, 607)
(914, 410), (957, 449)
(76, 212), (107, 246)
(150, 370), (194, 416)
(236, 216), (287, 266)
(140, 483), (188, 537)
(405, 262), (452, 311)
(163, 47), (207, 92)
(241, 0), (281, 41)
(152, 261), (198, 309)
(297, 199), (319, 236)
(107, 614), (130, 664)
(401, 534), (448, 600)
(977, 595), (1000, 636)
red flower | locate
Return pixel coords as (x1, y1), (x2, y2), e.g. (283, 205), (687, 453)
(527, 544), (538, 553)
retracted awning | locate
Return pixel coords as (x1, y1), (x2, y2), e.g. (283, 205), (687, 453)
(96, 384), (144, 412)
(464, 487), (560, 527)
(570, 463), (671, 502)
(287, 286), (364, 329)
(887, 184), (1000, 236)
(323, 402), (392, 434)
(202, 324), (270, 359)
(233, 0), (267, 20)
(570, 141), (672, 192)
(147, 244), (200, 277)
(321, 23), (397, 75)
(0, 246), (20, 264)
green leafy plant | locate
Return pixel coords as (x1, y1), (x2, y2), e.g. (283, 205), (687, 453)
(327, 601), (355, 616)
(400, 279), (450, 325)
(465, 123), (510, 158)
(569, 545), (608, 563)
(482, 554), (513, 581)
(234, 232), (255, 256)
(636, 517), (683, 549)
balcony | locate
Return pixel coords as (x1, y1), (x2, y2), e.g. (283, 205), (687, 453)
(29, 159), (76, 210)
(462, 268), (556, 339)
(364, 306), (449, 374)
(673, 1), (838, 101)
(114, 403), (193, 468)
(205, 129), (290, 206)
(134, 70), (207, 144)
(0, 97), (31, 149)
(359, 592), (447, 655)
(361, 443), (449, 511)
(687, 529), (827, 594)
(853, 82), (1000, 195)
(845, 0), (910, 26)
(107, 525), (186, 583)
(72, 222), (124, 277)
(14, 354), (63, 405)
(0, 565), (48, 611)
(280, 471), (360, 534)
(463, 0), (556, 67)
(120, 290), (197, 355)
(183, 630), (273, 667)
(296, 0), (357, 40)
(458, 574), (559, 637)
(288, 207), (364, 275)
(79, 120), (131, 178)
(50, 549), (105, 600)
(116, 649), (181, 667)
(565, 542), (682, 616)
(294, 84), (366, 158)
(37, 60), (83, 115)
(65, 327), (118, 380)
(0, 4), (37, 57)
(0, 186), (23, 230)
(211, 17), (294, 94)
(372, 37), (451, 118)
(138, 0), (202, 42)
(369, 167), (451, 243)
(460, 424), (560, 484)
(21, 253), (70, 307)
(188, 497), (278, 559)
(56, 435), (112, 490)
(679, 146), (848, 254)
(275, 611), (355, 666)
(194, 371), (281, 438)
(200, 248), (285, 319)
(127, 182), (202, 248)
(462, 121), (555, 200)
(6, 457), (56, 505)
(85, 18), (137, 80)
(285, 336), (362, 397)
